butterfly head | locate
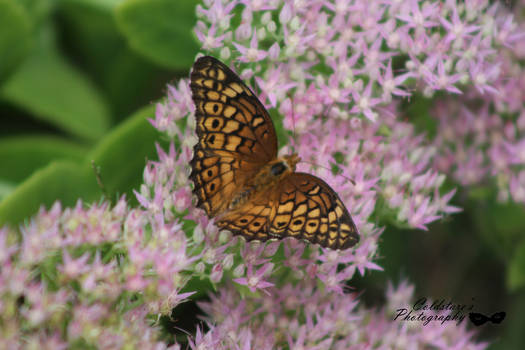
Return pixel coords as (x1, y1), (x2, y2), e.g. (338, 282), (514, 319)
(283, 154), (301, 172)
(255, 154), (301, 189)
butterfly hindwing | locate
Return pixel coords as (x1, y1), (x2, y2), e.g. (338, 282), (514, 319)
(217, 173), (359, 250)
(190, 56), (278, 216)
(273, 173), (359, 249)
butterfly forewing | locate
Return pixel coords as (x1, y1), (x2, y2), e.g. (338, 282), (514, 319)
(190, 56), (278, 216)
(190, 56), (277, 161)
(189, 56), (359, 249)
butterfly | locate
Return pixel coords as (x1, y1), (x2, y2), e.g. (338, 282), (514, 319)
(189, 56), (359, 250)
(468, 312), (506, 326)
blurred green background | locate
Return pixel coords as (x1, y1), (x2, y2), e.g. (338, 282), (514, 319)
(0, 0), (523, 348)
(0, 0), (198, 225)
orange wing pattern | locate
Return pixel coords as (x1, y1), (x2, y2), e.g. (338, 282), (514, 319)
(216, 173), (359, 250)
(190, 56), (278, 216)
(189, 56), (359, 250)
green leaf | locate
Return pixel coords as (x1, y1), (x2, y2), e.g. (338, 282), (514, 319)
(0, 0), (32, 82)
(58, 1), (175, 120)
(115, 0), (199, 69)
(1, 44), (111, 141)
(58, 0), (123, 82)
(0, 104), (162, 227)
(472, 200), (525, 259)
(87, 104), (163, 202)
(103, 49), (174, 121)
(0, 160), (99, 228)
(0, 179), (16, 201)
(467, 185), (493, 200)
(58, 1), (168, 120)
(17, 0), (55, 25)
(60, 0), (122, 12)
(0, 135), (86, 183)
(508, 240), (525, 291)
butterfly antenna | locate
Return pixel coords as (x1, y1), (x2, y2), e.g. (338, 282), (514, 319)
(300, 160), (356, 186)
(288, 92), (297, 155)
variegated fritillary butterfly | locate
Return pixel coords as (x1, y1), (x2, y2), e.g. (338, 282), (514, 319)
(189, 56), (359, 250)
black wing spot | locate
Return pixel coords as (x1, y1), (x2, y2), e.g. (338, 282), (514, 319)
(308, 222), (316, 227)
(209, 135), (216, 144)
(207, 169), (213, 177)
(240, 218), (248, 223)
(277, 222), (286, 227)
(213, 104), (219, 113)
(293, 219), (303, 225)
(253, 222), (261, 227)
(210, 183), (216, 191)
(212, 119), (219, 128)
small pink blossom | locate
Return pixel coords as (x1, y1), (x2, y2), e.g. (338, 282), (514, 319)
(233, 263), (275, 293)
(233, 29), (268, 62)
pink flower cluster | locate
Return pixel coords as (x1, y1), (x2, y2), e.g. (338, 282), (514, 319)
(189, 279), (487, 349)
(151, 81), (383, 298)
(191, 0), (524, 240)
(429, 2), (525, 202)
(153, 0), (525, 301)
(0, 199), (486, 349)
(0, 200), (191, 348)
(155, 0), (524, 346)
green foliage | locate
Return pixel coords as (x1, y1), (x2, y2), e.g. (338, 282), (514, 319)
(87, 104), (164, 204)
(1, 42), (111, 141)
(509, 240), (525, 291)
(0, 136), (86, 184)
(403, 92), (438, 137)
(0, 0), (33, 82)
(58, 0), (172, 120)
(0, 160), (96, 227)
(474, 200), (525, 253)
(0, 105), (163, 227)
(116, 0), (199, 69)
(0, 0), (197, 225)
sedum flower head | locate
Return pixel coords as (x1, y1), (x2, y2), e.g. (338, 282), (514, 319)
(0, 199), (190, 348)
(191, 280), (487, 349)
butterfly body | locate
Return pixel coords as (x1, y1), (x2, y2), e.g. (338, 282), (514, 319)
(229, 155), (299, 210)
(189, 56), (359, 250)
(253, 154), (300, 192)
